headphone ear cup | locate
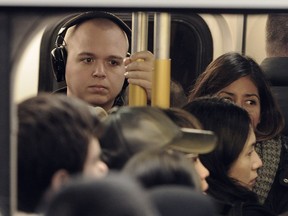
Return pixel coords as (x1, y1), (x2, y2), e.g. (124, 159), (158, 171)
(51, 46), (67, 82)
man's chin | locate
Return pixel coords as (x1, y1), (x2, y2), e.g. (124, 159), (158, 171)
(87, 98), (114, 111)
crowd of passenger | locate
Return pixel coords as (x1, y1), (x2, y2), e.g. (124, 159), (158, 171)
(12, 12), (288, 216)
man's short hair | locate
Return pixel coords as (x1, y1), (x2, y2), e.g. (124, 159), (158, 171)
(17, 93), (103, 213)
(266, 14), (288, 57)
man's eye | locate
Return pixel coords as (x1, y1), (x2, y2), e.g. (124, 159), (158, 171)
(109, 60), (121, 66)
(83, 58), (94, 63)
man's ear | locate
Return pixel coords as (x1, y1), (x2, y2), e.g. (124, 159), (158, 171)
(50, 169), (70, 192)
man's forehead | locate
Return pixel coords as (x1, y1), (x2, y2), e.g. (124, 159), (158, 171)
(65, 19), (129, 51)
(66, 18), (126, 39)
(65, 18), (129, 52)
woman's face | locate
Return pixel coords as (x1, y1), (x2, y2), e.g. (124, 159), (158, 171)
(187, 154), (210, 192)
(227, 128), (263, 190)
(216, 76), (261, 130)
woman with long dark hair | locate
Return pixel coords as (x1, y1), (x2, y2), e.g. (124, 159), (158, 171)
(184, 97), (275, 216)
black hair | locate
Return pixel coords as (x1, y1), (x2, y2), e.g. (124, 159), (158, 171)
(123, 148), (201, 191)
(184, 97), (259, 203)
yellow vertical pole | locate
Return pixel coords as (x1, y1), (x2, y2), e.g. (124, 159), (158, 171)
(152, 12), (171, 108)
(129, 12), (148, 106)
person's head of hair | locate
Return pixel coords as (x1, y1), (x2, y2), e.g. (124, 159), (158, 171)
(161, 107), (202, 129)
(188, 52), (284, 141)
(44, 172), (159, 216)
(170, 80), (188, 108)
(161, 107), (212, 192)
(266, 13), (288, 57)
(148, 185), (216, 216)
(183, 97), (258, 202)
(17, 93), (104, 212)
(123, 148), (202, 191)
(99, 106), (217, 170)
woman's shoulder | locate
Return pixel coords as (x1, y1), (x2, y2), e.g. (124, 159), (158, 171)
(213, 200), (276, 216)
(242, 202), (277, 216)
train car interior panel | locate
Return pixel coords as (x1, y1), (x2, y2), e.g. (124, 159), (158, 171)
(0, 2), (287, 215)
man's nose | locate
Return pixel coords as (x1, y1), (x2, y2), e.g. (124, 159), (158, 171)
(92, 63), (106, 78)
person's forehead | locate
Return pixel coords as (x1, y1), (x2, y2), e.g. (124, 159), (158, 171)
(65, 18), (129, 49)
(68, 18), (125, 37)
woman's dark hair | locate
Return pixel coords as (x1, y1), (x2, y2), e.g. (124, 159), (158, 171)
(183, 97), (258, 203)
(188, 52), (284, 141)
(123, 148), (201, 191)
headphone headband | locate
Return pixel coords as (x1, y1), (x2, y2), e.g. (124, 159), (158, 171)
(55, 11), (131, 46)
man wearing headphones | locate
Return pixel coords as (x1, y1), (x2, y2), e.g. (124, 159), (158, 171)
(51, 11), (154, 111)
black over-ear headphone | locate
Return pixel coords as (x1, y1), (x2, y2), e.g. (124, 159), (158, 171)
(50, 11), (131, 83)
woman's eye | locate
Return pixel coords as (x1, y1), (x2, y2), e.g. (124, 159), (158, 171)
(247, 150), (254, 156)
(246, 100), (257, 105)
(194, 157), (198, 163)
(191, 157), (198, 163)
(220, 96), (234, 103)
(185, 154), (198, 163)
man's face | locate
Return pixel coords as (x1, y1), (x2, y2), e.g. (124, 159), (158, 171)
(65, 19), (128, 111)
(83, 137), (108, 178)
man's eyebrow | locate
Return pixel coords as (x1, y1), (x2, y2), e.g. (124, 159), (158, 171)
(107, 55), (124, 60)
(77, 53), (124, 60)
(78, 52), (95, 57)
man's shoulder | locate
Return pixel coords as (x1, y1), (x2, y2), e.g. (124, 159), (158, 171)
(260, 57), (288, 86)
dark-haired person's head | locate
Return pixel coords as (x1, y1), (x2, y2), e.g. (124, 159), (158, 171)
(184, 97), (262, 202)
(99, 106), (217, 171)
(160, 107), (211, 192)
(44, 172), (159, 216)
(189, 52), (283, 141)
(148, 185), (216, 216)
(266, 14), (288, 57)
(123, 148), (202, 191)
(17, 93), (108, 213)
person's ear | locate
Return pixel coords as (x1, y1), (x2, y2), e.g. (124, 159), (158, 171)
(50, 169), (70, 192)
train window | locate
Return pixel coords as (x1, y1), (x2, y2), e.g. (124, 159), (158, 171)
(38, 12), (213, 96)
(170, 13), (213, 95)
